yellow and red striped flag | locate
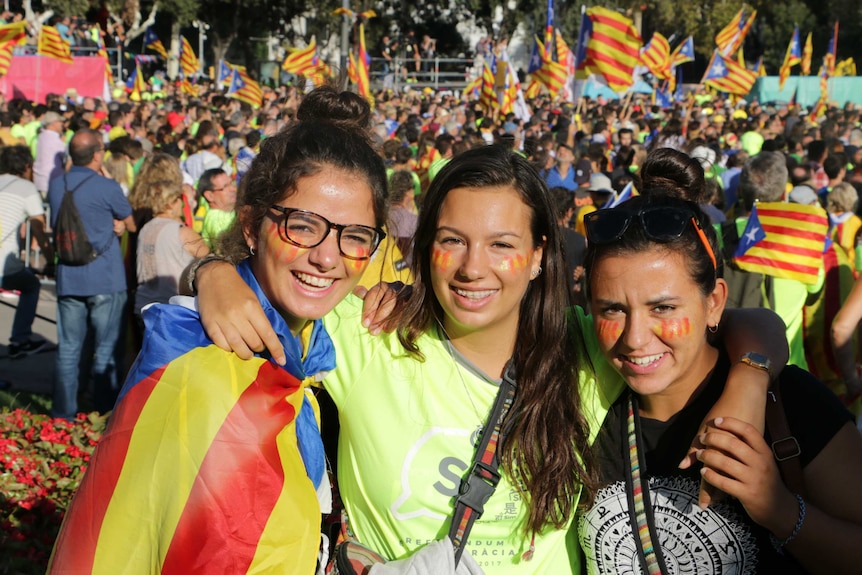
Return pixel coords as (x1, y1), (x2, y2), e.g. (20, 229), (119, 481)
(531, 35), (567, 94)
(47, 271), (328, 574)
(703, 50), (756, 95)
(95, 29), (112, 84)
(127, 62), (147, 101)
(180, 36), (200, 77)
(463, 75), (482, 99)
(584, 6), (642, 93)
(281, 38), (318, 76)
(801, 32), (813, 75)
(479, 62), (497, 112)
(226, 66), (263, 108)
(38, 25), (73, 64)
(733, 201), (828, 285)
(354, 22), (371, 101)
(180, 78), (198, 97)
(715, 7), (756, 57)
(0, 21), (26, 46)
(524, 78), (542, 99)
(0, 40), (16, 76)
(641, 32), (671, 80)
(143, 27), (167, 59)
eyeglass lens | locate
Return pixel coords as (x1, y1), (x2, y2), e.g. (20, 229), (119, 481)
(284, 210), (378, 259)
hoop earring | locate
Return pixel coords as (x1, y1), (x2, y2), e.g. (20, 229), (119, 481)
(708, 323), (719, 334)
(249, 245), (256, 256)
(530, 266), (542, 279)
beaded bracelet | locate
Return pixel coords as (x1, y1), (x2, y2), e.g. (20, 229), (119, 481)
(186, 253), (232, 294)
(770, 494), (806, 552)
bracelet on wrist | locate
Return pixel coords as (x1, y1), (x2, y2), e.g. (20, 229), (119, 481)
(770, 494), (805, 552)
(737, 351), (774, 380)
(187, 253), (231, 294)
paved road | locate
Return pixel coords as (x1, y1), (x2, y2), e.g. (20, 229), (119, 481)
(0, 280), (57, 397)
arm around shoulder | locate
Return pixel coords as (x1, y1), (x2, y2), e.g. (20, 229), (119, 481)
(179, 225), (210, 259)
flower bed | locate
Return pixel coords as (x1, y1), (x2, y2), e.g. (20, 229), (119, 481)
(0, 408), (106, 574)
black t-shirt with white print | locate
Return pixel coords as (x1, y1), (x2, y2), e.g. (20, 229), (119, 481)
(578, 351), (852, 575)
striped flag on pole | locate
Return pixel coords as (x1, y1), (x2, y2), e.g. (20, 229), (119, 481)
(715, 7), (756, 57)
(0, 40), (16, 76)
(733, 202), (828, 285)
(801, 32), (813, 75)
(0, 21), (26, 45)
(38, 25), (73, 64)
(281, 38), (319, 76)
(641, 32), (672, 80)
(143, 27), (167, 59)
(703, 50), (756, 95)
(584, 6), (642, 93)
(180, 36), (200, 78)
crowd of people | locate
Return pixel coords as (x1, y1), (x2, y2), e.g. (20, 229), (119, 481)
(1, 62), (862, 572)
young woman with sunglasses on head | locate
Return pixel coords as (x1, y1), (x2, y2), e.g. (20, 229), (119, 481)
(48, 87), (389, 574)
(193, 146), (787, 574)
(579, 195), (862, 574)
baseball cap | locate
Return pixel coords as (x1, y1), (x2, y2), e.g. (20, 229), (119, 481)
(588, 173), (614, 193)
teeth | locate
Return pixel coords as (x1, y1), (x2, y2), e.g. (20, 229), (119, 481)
(453, 287), (496, 299)
(627, 353), (663, 366)
(295, 272), (334, 289)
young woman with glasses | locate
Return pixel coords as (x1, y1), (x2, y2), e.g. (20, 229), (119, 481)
(191, 145), (788, 574)
(48, 87), (389, 574)
(578, 194), (862, 574)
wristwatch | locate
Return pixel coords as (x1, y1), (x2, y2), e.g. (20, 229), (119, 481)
(738, 352), (773, 378)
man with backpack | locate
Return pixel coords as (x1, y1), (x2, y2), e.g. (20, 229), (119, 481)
(47, 129), (136, 420)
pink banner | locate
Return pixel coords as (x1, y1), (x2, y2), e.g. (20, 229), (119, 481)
(0, 55), (107, 103)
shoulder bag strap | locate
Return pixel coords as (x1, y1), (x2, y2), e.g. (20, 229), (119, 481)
(765, 378), (806, 497)
(447, 362), (517, 566)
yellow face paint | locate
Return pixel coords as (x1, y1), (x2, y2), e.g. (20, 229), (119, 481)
(431, 249), (453, 271)
(497, 253), (528, 274)
(652, 318), (692, 339)
(597, 319), (623, 347)
(348, 246), (371, 272)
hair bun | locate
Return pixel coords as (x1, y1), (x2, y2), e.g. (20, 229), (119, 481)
(295, 86), (371, 132)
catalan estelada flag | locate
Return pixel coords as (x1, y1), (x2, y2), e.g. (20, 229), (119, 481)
(143, 26), (167, 59)
(227, 67), (263, 108)
(355, 22), (371, 101)
(779, 26), (801, 90)
(180, 35), (199, 77)
(38, 25), (73, 64)
(703, 50), (756, 95)
(530, 35), (567, 94)
(641, 32), (671, 80)
(715, 7), (756, 57)
(282, 38), (318, 76)
(584, 6), (642, 93)
(48, 262), (333, 574)
(800, 31), (813, 76)
(734, 202), (828, 285)
(126, 61), (147, 101)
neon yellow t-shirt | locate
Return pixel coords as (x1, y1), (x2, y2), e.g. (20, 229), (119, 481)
(322, 298), (622, 574)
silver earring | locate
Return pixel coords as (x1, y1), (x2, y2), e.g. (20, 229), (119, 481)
(249, 245), (256, 256)
(530, 266), (542, 279)
(708, 323), (719, 334)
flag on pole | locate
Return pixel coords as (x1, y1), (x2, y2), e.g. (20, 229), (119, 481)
(703, 50), (756, 95)
(479, 62), (497, 112)
(544, 0), (555, 55)
(180, 36), (200, 78)
(226, 67), (263, 108)
(834, 58), (856, 77)
(95, 28), (113, 84)
(463, 75), (482, 99)
(217, 60), (234, 87)
(281, 39), (319, 76)
(670, 36), (695, 66)
(0, 40), (15, 76)
(584, 6), (642, 93)
(715, 7), (756, 57)
(753, 56), (766, 77)
(126, 62), (147, 101)
(354, 22), (371, 101)
(38, 25), (73, 64)
(602, 182), (634, 209)
(180, 79), (198, 96)
(530, 36), (567, 94)
(641, 32), (671, 80)
(824, 22), (839, 75)
(734, 202), (828, 285)
(813, 60), (829, 118)
(143, 27), (167, 59)
(801, 32), (813, 75)
(779, 26), (801, 90)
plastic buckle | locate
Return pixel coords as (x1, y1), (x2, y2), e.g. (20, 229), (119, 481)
(457, 462), (501, 516)
(771, 436), (801, 462)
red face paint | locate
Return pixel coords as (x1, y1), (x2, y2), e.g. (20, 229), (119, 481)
(497, 253), (528, 274)
(652, 318), (692, 339)
(349, 246), (370, 272)
(597, 319), (623, 347)
(264, 220), (306, 264)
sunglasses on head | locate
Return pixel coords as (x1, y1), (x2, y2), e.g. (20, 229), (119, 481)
(584, 205), (717, 270)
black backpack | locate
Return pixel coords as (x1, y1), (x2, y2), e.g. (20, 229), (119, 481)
(54, 174), (102, 266)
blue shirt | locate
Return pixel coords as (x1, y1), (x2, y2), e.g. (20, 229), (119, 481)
(542, 164), (579, 192)
(47, 166), (132, 297)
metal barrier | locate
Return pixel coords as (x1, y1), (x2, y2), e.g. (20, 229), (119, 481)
(368, 56), (475, 92)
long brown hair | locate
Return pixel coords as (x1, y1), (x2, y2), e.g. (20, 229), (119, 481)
(398, 145), (596, 535)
